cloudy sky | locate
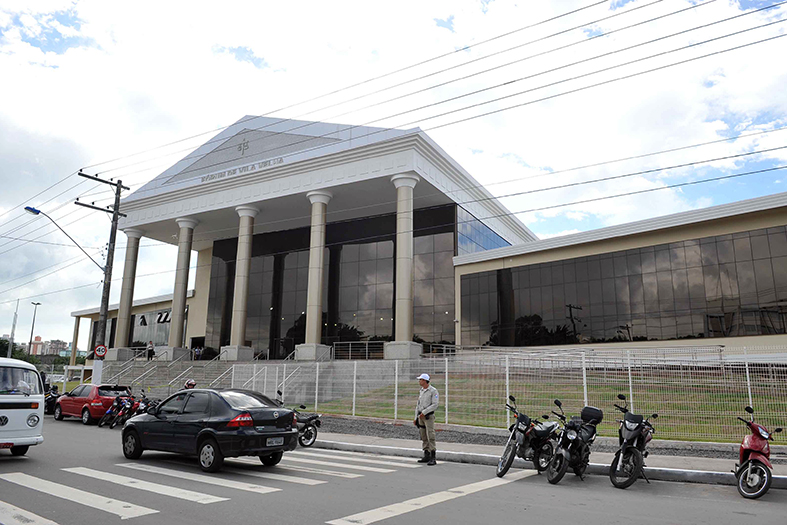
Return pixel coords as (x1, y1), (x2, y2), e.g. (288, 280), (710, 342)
(0, 0), (785, 345)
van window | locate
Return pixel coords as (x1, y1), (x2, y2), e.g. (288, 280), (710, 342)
(0, 366), (42, 395)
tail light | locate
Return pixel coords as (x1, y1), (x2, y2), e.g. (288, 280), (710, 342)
(227, 412), (254, 428)
(292, 413), (298, 429)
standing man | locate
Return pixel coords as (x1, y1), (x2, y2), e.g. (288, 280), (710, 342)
(146, 341), (155, 361)
(414, 373), (439, 466)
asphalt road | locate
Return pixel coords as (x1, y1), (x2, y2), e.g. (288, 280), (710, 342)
(0, 418), (784, 525)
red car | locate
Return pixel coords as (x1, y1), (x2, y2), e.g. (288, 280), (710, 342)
(53, 384), (131, 425)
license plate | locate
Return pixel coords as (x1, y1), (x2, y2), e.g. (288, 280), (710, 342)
(266, 437), (284, 447)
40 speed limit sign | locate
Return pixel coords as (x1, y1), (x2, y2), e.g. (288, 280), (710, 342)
(94, 345), (108, 358)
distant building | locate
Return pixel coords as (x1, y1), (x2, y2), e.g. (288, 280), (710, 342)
(29, 336), (44, 355)
(1, 334), (9, 341)
(48, 339), (67, 356)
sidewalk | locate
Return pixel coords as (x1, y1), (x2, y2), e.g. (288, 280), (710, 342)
(315, 432), (787, 488)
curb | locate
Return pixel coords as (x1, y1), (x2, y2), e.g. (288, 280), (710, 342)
(314, 440), (787, 490)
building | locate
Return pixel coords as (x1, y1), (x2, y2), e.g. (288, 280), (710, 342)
(47, 339), (68, 357)
(29, 336), (44, 356)
(69, 115), (787, 363)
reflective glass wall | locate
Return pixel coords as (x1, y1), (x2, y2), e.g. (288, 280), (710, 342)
(457, 206), (511, 255)
(460, 225), (787, 346)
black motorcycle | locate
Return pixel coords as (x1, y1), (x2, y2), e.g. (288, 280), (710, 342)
(610, 394), (658, 489)
(546, 399), (603, 485)
(110, 396), (136, 429)
(275, 390), (322, 447)
(497, 395), (559, 477)
(44, 385), (59, 415)
(98, 395), (124, 428)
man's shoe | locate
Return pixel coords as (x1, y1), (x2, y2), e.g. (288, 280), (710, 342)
(427, 451), (436, 466)
(418, 451), (430, 463)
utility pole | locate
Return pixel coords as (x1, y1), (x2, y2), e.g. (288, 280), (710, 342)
(6, 299), (19, 358)
(28, 302), (41, 355)
(74, 171), (128, 353)
(566, 304), (583, 338)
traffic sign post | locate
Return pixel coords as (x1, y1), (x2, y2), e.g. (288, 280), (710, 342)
(94, 344), (107, 358)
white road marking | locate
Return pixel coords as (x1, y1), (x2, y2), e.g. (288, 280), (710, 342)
(281, 455), (395, 473)
(117, 463), (280, 495)
(290, 450), (420, 468)
(0, 472), (158, 520)
(231, 458), (364, 479)
(63, 467), (229, 504)
(322, 449), (427, 463)
(0, 500), (59, 525)
(222, 466), (327, 485)
(326, 470), (537, 525)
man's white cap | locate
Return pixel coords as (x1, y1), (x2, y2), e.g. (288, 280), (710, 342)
(417, 373), (430, 381)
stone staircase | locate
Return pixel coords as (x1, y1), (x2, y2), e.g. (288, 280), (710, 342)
(102, 359), (241, 400)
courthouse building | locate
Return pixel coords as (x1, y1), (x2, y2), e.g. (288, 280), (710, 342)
(71, 115), (787, 362)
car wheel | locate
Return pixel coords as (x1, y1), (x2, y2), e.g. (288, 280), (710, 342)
(53, 405), (64, 421)
(123, 430), (143, 459)
(10, 446), (29, 456)
(198, 438), (224, 473)
(260, 451), (283, 466)
(82, 408), (94, 425)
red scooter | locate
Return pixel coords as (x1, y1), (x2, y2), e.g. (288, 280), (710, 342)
(734, 406), (782, 499)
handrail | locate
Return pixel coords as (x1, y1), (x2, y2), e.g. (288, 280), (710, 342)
(131, 366), (157, 386)
(167, 366), (194, 395)
(242, 366), (267, 388)
(209, 367), (234, 387)
(283, 351), (296, 361)
(204, 350), (228, 370)
(166, 351), (190, 368)
(277, 366), (301, 391)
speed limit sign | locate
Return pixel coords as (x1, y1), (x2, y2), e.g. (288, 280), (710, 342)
(94, 344), (108, 358)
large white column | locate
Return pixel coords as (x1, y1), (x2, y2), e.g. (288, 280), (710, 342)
(229, 206), (259, 348)
(305, 191), (331, 344)
(115, 229), (143, 351)
(168, 217), (198, 350)
(385, 173), (422, 360)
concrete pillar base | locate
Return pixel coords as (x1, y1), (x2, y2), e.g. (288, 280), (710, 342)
(295, 343), (332, 361)
(107, 347), (136, 362)
(384, 341), (423, 360)
(220, 345), (255, 361)
(154, 346), (190, 361)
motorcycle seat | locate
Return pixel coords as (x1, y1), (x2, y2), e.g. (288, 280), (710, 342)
(533, 421), (559, 437)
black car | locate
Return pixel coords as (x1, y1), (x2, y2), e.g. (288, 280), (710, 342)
(121, 388), (298, 472)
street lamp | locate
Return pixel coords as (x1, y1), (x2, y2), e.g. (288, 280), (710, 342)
(24, 206), (104, 272)
(28, 302), (41, 356)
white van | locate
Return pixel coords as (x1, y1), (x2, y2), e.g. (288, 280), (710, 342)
(0, 357), (44, 456)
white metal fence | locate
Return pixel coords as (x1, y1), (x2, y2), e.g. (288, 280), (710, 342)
(223, 346), (787, 443)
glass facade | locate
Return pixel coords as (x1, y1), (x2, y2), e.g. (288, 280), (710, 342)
(206, 205), (457, 358)
(457, 205), (510, 255)
(461, 225), (787, 346)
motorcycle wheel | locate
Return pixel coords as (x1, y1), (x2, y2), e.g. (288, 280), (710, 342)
(98, 413), (111, 428)
(609, 448), (643, 489)
(547, 451), (569, 485)
(737, 461), (772, 499)
(299, 425), (317, 447)
(109, 415), (121, 429)
(533, 441), (554, 472)
(496, 440), (517, 478)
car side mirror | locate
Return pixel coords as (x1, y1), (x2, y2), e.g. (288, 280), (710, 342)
(745, 406), (754, 414)
(554, 399), (562, 408)
(617, 394), (626, 401)
(508, 395), (516, 403)
(651, 413), (658, 419)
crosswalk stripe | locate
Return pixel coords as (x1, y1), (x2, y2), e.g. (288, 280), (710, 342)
(117, 464), (280, 495)
(327, 470), (537, 525)
(323, 449), (426, 463)
(0, 500), (59, 525)
(231, 458), (364, 479)
(290, 450), (420, 468)
(221, 466), (327, 486)
(63, 467), (229, 504)
(281, 455), (395, 473)
(0, 473), (158, 520)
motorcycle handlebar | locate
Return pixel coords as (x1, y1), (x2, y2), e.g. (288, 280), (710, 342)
(737, 417), (750, 425)
(614, 404), (627, 412)
(551, 411), (566, 420)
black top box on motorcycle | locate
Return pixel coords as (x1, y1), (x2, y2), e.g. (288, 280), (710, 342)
(581, 406), (603, 424)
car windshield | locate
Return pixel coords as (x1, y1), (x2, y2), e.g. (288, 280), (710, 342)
(98, 387), (131, 397)
(0, 366), (42, 395)
(220, 391), (273, 409)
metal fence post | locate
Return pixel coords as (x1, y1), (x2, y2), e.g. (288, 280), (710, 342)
(581, 351), (588, 407)
(80, 366), (85, 385)
(352, 361), (357, 417)
(252, 364), (257, 392)
(445, 357), (449, 425)
(505, 356), (510, 428)
(231, 365), (236, 388)
(394, 360), (399, 422)
(315, 363), (320, 411)
(743, 346), (753, 408)
(264, 367), (268, 397)
(627, 350), (634, 413)
(282, 364), (286, 404)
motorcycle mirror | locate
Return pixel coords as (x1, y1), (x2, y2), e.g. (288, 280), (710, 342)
(651, 413), (659, 419)
(554, 399), (562, 408)
(774, 428), (783, 433)
(277, 390), (283, 396)
(617, 394), (626, 401)
(745, 406), (754, 414)
(300, 405), (307, 409)
(508, 395), (516, 403)
(542, 415), (549, 420)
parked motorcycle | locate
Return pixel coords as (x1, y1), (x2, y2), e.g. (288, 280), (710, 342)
(733, 405), (783, 499)
(44, 385), (59, 415)
(609, 394), (658, 489)
(546, 399), (603, 485)
(98, 395), (124, 428)
(110, 396), (136, 429)
(275, 390), (322, 447)
(496, 395), (559, 477)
